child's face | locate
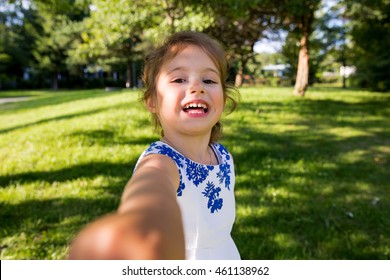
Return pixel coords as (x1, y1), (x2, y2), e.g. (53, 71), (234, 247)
(148, 45), (224, 138)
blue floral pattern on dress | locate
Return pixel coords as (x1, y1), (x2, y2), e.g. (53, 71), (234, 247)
(177, 173), (186, 197)
(138, 141), (233, 214)
(146, 142), (187, 195)
(185, 159), (209, 187)
(217, 144), (230, 160)
(202, 181), (223, 213)
(217, 163), (231, 190)
(147, 142), (185, 168)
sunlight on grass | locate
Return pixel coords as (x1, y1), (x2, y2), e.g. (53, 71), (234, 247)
(1, 175), (124, 202)
(325, 127), (374, 139)
(273, 233), (299, 249)
(236, 203), (269, 218)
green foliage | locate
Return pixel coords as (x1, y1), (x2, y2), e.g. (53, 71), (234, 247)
(281, 31), (299, 82)
(204, 0), (281, 87)
(67, 0), (214, 87)
(1, 0), (389, 92)
(344, 0), (390, 91)
(25, 0), (91, 89)
(0, 3), (39, 87)
(278, 0), (322, 19)
(0, 87), (389, 259)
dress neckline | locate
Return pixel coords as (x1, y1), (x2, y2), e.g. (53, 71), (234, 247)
(156, 141), (221, 166)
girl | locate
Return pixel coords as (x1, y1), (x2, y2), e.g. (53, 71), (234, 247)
(69, 31), (240, 260)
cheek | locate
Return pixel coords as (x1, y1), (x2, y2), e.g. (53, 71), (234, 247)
(216, 89), (225, 105)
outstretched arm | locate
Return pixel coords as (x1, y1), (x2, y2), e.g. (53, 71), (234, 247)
(68, 154), (185, 259)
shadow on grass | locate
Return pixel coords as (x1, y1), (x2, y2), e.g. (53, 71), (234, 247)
(231, 139), (389, 259)
(0, 160), (135, 259)
(0, 196), (121, 259)
(69, 129), (158, 147)
(239, 97), (390, 120)
(1, 106), (114, 134)
(226, 97), (390, 259)
(0, 89), (127, 112)
(0, 196), (121, 234)
(0, 161), (134, 187)
(0, 101), (141, 135)
(0, 125), (159, 259)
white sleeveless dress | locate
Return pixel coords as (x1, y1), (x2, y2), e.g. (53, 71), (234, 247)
(135, 141), (240, 260)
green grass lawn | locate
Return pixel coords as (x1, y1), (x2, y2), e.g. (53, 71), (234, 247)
(0, 86), (389, 259)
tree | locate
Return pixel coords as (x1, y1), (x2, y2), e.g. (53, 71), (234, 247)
(0, 8), (13, 90)
(0, 1), (40, 89)
(205, 0), (277, 87)
(68, 0), (213, 88)
(158, 0), (213, 36)
(313, 1), (353, 88)
(213, 14), (272, 87)
(281, 31), (299, 85)
(343, 0), (390, 91)
(69, 0), (155, 88)
(30, 0), (90, 90)
(278, 0), (322, 96)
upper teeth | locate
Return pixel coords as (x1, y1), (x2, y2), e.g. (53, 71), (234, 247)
(184, 103), (208, 109)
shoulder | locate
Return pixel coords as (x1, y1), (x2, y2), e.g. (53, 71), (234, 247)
(211, 142), (233, 162)
(140, 141), (186, 166)
(135, 142), (181, 183)
(135, 153), (180, 182)
(212, 142), (229, 153)
(123, 153), (180, 203)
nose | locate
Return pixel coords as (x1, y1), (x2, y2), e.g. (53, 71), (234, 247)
(189, 79), (205, 94)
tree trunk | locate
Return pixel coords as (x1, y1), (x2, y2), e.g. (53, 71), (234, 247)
(235, 58), (249, 87)
(293, 33), (309, 97)
(52, 72), (58, 90)
(235, 65), (243, 87)
(126, 61), (132, 88)
(293, 12), (314, 97)
(132, 61), (137, 87)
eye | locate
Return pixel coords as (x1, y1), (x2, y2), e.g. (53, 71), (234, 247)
(203, 79), (217, 84)
(172, 78), (186, 83)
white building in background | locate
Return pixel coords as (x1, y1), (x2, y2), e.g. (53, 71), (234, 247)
(262, 64), (289, 77)
(340, 66), (356, 77)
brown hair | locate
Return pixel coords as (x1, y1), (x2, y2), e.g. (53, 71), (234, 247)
(141, 31), (240, 143)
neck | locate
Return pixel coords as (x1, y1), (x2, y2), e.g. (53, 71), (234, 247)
(161, 135), (215, 165)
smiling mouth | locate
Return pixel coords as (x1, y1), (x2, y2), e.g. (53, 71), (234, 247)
(183, 102), (209, 113)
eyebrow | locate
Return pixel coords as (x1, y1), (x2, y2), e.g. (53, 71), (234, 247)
(167, 66), (220, 76)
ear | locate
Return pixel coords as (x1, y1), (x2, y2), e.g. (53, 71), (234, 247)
(146, 96), (157, 113)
